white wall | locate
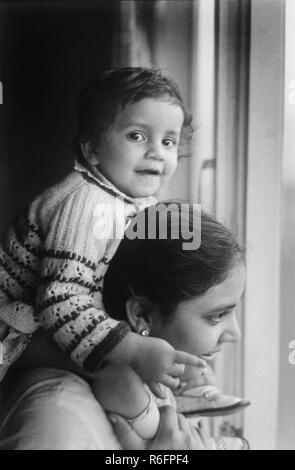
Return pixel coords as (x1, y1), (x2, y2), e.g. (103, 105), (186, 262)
(277, 0), (295, 450)
(243, 0), (284, 449)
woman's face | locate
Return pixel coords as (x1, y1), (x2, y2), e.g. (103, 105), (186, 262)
(149, 264), (246, 362)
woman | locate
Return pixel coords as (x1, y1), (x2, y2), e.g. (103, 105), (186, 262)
(0, 204), (248, 450)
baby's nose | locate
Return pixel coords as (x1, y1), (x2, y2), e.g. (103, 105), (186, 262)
(144, 146), (164, 161)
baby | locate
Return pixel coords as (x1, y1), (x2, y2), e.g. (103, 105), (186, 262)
(0, 68), (248, 439)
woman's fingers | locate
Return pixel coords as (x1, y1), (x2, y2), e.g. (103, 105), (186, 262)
(177, 414), (206, 450)
(108, 414), (145, 450)
(177, 412), (191, 432)
(146, 406), (181, 450)
(159, 407), (204, 450)
(175, 351), (207, 368)
(157, 405), (179, 433)
(198, 420), (215, 449)
(109, 408), (216, 451)
(149, 407), (211, 451)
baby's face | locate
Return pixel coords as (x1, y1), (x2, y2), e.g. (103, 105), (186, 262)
(90, 97), (184, 198)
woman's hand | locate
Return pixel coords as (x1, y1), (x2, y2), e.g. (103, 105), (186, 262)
(109, 405), (212, 450)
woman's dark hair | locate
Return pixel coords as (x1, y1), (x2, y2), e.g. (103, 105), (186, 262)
(73, 67), (192, 162)
(103, 202), (245, 323)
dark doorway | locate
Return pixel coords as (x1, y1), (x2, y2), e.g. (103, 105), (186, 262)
(0, 0), (115, 229)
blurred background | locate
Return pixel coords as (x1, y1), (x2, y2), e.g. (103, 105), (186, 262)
(0, 0), (294, 449)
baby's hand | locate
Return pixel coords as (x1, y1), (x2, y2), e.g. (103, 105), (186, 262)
(130, 336), (206, 398)
(174, 363), (217, 395)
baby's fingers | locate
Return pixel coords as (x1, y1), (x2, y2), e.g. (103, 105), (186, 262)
(175, 351), (207, 368)
(170, 363), (186, 378)
(149, 382), (167, 399)
(160, 375), (181, 390)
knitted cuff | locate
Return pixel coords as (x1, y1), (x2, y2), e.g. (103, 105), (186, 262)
(84, 322), (131, 372)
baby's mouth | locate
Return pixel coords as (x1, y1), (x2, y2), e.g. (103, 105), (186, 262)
(135, 169), (162, 176)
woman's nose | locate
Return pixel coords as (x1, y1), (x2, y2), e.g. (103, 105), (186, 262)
(220, 315), (241, 344)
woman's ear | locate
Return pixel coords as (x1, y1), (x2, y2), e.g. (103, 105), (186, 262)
(125, 297), (154, 334)
(80, 142), (100, 166)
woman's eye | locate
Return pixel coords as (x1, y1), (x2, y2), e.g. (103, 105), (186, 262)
(163, 138), (177, 148)
(208, 313), (226, 325)
(127, 132), (145, 143)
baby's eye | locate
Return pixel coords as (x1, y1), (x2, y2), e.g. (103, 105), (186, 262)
(162, 138), (177, 148)
(127, 132), (146, 143)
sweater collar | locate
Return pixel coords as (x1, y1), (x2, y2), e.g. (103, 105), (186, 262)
(74, 160), (156, 208)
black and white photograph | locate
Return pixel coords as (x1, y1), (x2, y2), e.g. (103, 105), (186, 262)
(0, 0), (293, 451)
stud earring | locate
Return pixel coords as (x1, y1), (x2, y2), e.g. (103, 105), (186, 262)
(140, 328), (150, 336)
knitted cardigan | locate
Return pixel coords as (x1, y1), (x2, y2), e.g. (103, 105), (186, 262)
(0, 162), (156, 373)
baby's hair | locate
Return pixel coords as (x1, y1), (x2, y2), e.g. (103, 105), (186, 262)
(103, 203), (245, 324)
(73, 67), (193, 162)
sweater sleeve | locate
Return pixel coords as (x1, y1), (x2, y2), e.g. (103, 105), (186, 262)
(36, 183), (130, 372)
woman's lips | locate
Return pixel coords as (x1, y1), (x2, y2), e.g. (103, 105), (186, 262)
(199, 350), (222, 361)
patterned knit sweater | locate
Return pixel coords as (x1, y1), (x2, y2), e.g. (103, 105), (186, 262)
(0, 162), (156, 374)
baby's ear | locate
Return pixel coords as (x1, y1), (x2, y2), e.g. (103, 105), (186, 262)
(80, 141), (100, 166)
